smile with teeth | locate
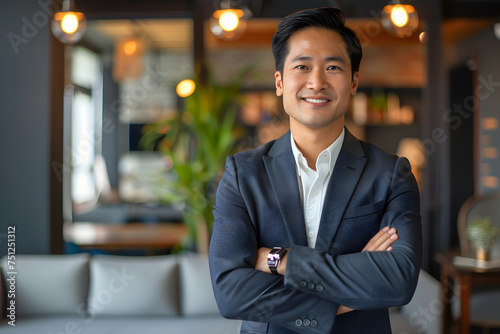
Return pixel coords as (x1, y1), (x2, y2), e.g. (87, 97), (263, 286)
(303, 98), (329, 104)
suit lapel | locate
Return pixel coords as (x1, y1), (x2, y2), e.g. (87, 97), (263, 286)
(315, 130), (367, 251)
(262, 131), (308, 246)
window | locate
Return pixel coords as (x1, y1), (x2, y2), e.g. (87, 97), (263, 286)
(68, 46), (103, 207)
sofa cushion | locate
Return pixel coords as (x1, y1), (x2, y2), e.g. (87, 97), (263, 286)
(88, 255), (179, 316)
(0, 315), (243, 334)
(179, 254), (220, 316)
(0, 253), (89, 316)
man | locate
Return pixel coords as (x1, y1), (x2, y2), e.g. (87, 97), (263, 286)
(209, 7), (422, 334)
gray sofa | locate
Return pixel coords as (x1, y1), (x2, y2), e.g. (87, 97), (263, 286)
(0, 253), (241, 334)
(0, 253), (440, 334)
(389, 269), (442, 334)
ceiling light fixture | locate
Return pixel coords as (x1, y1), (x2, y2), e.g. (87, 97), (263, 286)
(210, 0), (251, 40)
(51, 0), (86, 44)
(381, 0), (419, 38)
(112, 37), (145, 83)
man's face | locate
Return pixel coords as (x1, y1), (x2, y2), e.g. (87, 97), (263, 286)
(275, 27), (359, 133)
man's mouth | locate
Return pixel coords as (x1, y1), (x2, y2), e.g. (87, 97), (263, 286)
(303, 98), (330, 104)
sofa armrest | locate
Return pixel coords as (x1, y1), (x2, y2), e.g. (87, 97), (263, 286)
(400, 270), (441, 334)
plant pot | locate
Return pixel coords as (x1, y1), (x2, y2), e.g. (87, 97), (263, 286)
(475, 246), (491, 261)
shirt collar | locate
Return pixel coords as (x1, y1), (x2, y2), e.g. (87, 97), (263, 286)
(291, 128), (345, 177)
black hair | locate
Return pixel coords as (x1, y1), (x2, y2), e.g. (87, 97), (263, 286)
(272, 7), (362, 77)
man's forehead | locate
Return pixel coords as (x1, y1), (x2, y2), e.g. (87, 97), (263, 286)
(286, 29), (351, 64)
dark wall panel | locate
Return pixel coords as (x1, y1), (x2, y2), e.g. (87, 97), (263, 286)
(0, 1), (54, 255)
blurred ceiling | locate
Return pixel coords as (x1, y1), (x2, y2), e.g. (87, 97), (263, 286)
(79, 0), (498, 88)
(76, 0), (500, 20)
(87, 19), (194, 50)
(86, 17), (494, 51)
(79, 0), (499, 51)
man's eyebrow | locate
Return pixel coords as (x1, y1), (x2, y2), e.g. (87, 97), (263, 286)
(325, 56), (347, 64)
(291, 55), (313, 62)
(291, 55), (347, 64)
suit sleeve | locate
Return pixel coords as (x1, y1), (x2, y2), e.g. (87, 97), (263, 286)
(209, 156), (339, 334)
(284, 157), (422, 309)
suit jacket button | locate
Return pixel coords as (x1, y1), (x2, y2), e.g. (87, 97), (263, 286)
(295, 319), (303, 327)
(300, 281), (307, 287)
(303, 319), (311, 326)
(310, 319), (318, 327)
(308, 282), (315, 290)
(316, 284), (324, 292)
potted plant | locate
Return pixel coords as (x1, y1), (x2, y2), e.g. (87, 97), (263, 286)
(466, 218), (498, 261)
(140, 66), (250, 253)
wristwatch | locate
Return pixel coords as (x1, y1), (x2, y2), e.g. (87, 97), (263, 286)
(267, 247), (287, 274)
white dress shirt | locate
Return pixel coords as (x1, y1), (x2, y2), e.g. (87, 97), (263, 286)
(291, 129), (345, 248)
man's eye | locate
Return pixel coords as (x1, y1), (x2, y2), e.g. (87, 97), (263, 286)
(296, 65), (308, 69)
(327, 66), (341, 70)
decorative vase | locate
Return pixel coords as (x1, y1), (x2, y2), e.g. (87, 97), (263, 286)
(475, 245), (491, 261)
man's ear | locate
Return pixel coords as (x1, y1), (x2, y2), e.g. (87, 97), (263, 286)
(351, 72), (359, 95)
(275, 71), (283, 96)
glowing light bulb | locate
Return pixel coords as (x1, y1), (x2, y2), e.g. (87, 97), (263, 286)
(61, 12), (79, 34)
(176, 79), (196, 98)
(219, 10), (239, 32)
(391, 5), (409, 27)
(381, 3), (419, 38)
(51, 0), (87, 44)
(124, 41), (137, 55)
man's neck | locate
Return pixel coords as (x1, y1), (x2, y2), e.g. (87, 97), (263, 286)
(291, 123), (344, 170)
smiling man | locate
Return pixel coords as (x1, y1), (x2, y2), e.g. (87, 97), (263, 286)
(209, 7), (422, 334)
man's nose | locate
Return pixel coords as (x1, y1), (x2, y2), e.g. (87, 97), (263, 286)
(306, 69), (329, 91)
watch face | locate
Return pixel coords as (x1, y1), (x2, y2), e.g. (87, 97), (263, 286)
(268, 248), (285, 274)
(268, 253), (281, 261)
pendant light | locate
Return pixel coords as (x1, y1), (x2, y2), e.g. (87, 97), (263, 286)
(381, 0), (419, 38)
(209, 0), (252, 41)
(51, 0), (86, 44)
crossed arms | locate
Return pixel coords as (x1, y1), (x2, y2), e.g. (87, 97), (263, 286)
(209, 154), (422, 333)
(254, 226), (400, 315)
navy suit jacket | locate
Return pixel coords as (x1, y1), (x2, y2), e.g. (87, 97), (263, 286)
(209, 128), (422, 334)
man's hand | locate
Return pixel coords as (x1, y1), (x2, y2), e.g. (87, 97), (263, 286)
(362, 226), (398, 252)
(337, 226), (398, 315)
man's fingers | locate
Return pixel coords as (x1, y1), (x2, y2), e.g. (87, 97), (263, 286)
(376, 232), (398, 251)
(362, 226), (389, 251)
(362, 226), (398, 252)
